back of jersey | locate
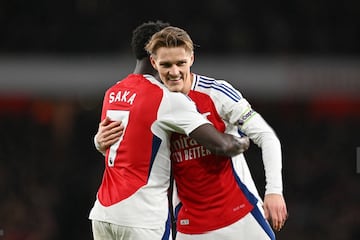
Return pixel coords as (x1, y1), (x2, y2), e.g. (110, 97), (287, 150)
(98, 73), (163, 206)
(89, 73), (210, 229)
(89, 73), (173, 229)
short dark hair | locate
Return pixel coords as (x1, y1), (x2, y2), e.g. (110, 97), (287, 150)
(131, 20), (170, 60)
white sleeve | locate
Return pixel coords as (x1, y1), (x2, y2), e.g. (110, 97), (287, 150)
(241, 112), (283, 195)
(155, 91), (211, 136)
(207, 80), (283, 195)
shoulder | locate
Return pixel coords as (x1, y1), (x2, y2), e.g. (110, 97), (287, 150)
(192, 73), (244, 102)
(159, 91), (199, 115)
(165, 91), (193, 104)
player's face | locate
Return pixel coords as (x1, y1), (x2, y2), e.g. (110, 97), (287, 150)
(150, 46), (194, 94)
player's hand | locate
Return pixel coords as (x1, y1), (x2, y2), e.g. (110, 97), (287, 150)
(236, 136), (250, 153)
(263, 193), (288, 232)
(95, 116), (124, 153)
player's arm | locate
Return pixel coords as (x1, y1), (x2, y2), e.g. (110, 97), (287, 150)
(212, 82), (283, 190)
(210, 80), (287, 230)
(237, 105), (288, 231)
(189, 123), (250, 156)
(240, 112), (283, 194)
(210, 80), (284, 194)
(94, 90), (250, 157)
(165, 91), (250, 157)
(94, 116), (124, 156)
(93, 116), (249, 157)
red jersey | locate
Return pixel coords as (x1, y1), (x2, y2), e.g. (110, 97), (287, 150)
(171, 90), (254, 234)
(89, 74), (210, 229)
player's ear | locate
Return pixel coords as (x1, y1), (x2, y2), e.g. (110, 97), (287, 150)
(149, 55), (158, 69)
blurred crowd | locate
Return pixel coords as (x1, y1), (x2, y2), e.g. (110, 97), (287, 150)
(0, 97), (99, 239)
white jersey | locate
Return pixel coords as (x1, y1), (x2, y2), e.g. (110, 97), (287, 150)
(191, 73), (283, 197)
(89, 74), (210, 230)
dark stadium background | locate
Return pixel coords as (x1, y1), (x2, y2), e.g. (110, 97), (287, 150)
(0, 1), (359, 239)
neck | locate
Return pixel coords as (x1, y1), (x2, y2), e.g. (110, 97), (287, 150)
(133, 59), (157, 75)
(183, 72), (194, 94)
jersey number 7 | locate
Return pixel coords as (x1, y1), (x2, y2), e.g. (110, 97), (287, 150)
(106, 110), (130, 167)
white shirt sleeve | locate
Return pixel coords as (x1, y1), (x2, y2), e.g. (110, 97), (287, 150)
(154, 90), (211, 136)
(206, 79), (283, 195)
(241, 112), (283, 195)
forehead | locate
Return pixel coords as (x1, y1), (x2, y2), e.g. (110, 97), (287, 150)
(154, 46), (193, 62)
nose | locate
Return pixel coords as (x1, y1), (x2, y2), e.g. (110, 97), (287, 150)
(168, 65), (180, 76)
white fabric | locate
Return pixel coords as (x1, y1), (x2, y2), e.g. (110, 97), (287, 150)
(92, 220), (171, 240)
(191, 73), (283, 195)
(176, 213), (273, 240)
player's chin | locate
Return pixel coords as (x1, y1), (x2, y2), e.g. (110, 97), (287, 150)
(168, 85), (182, 92)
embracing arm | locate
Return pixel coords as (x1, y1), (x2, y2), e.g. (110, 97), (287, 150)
(94, 116), (124, 156)
(93, 118), (249, 158)
(190, 123), (250, 157)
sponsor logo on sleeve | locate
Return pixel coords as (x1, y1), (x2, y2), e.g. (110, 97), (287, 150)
(238, 109), (255, 125)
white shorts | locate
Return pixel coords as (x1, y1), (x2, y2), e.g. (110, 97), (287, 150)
(92, 220), (173, 240)
(176, 207), (275, 240)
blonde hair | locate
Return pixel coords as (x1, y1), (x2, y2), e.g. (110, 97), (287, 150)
(145, 26), (194, 55)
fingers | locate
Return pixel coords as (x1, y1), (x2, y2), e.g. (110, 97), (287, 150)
(102, 121), (124, 139)
(236, 136), (250, 153)
(264, 206), (280, 231)
(242, 136), (250, 151)
(273, 210), (288, 231)
(96, 118), (124, 151)
(266, 207), (285, 231)
(272, 211), (283, 231)
(263, 194), (288, 231)
(99, 116), (113, 128)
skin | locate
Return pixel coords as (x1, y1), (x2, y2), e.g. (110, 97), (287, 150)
(150, 47), (194, 94)
(95, 116), (124, 152)
(150, 45), (288, 231)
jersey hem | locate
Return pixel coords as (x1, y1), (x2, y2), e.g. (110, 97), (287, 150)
(177, 205), (253, 234)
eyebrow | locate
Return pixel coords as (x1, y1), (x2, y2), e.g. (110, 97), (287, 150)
(159, 59), (187, 64)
